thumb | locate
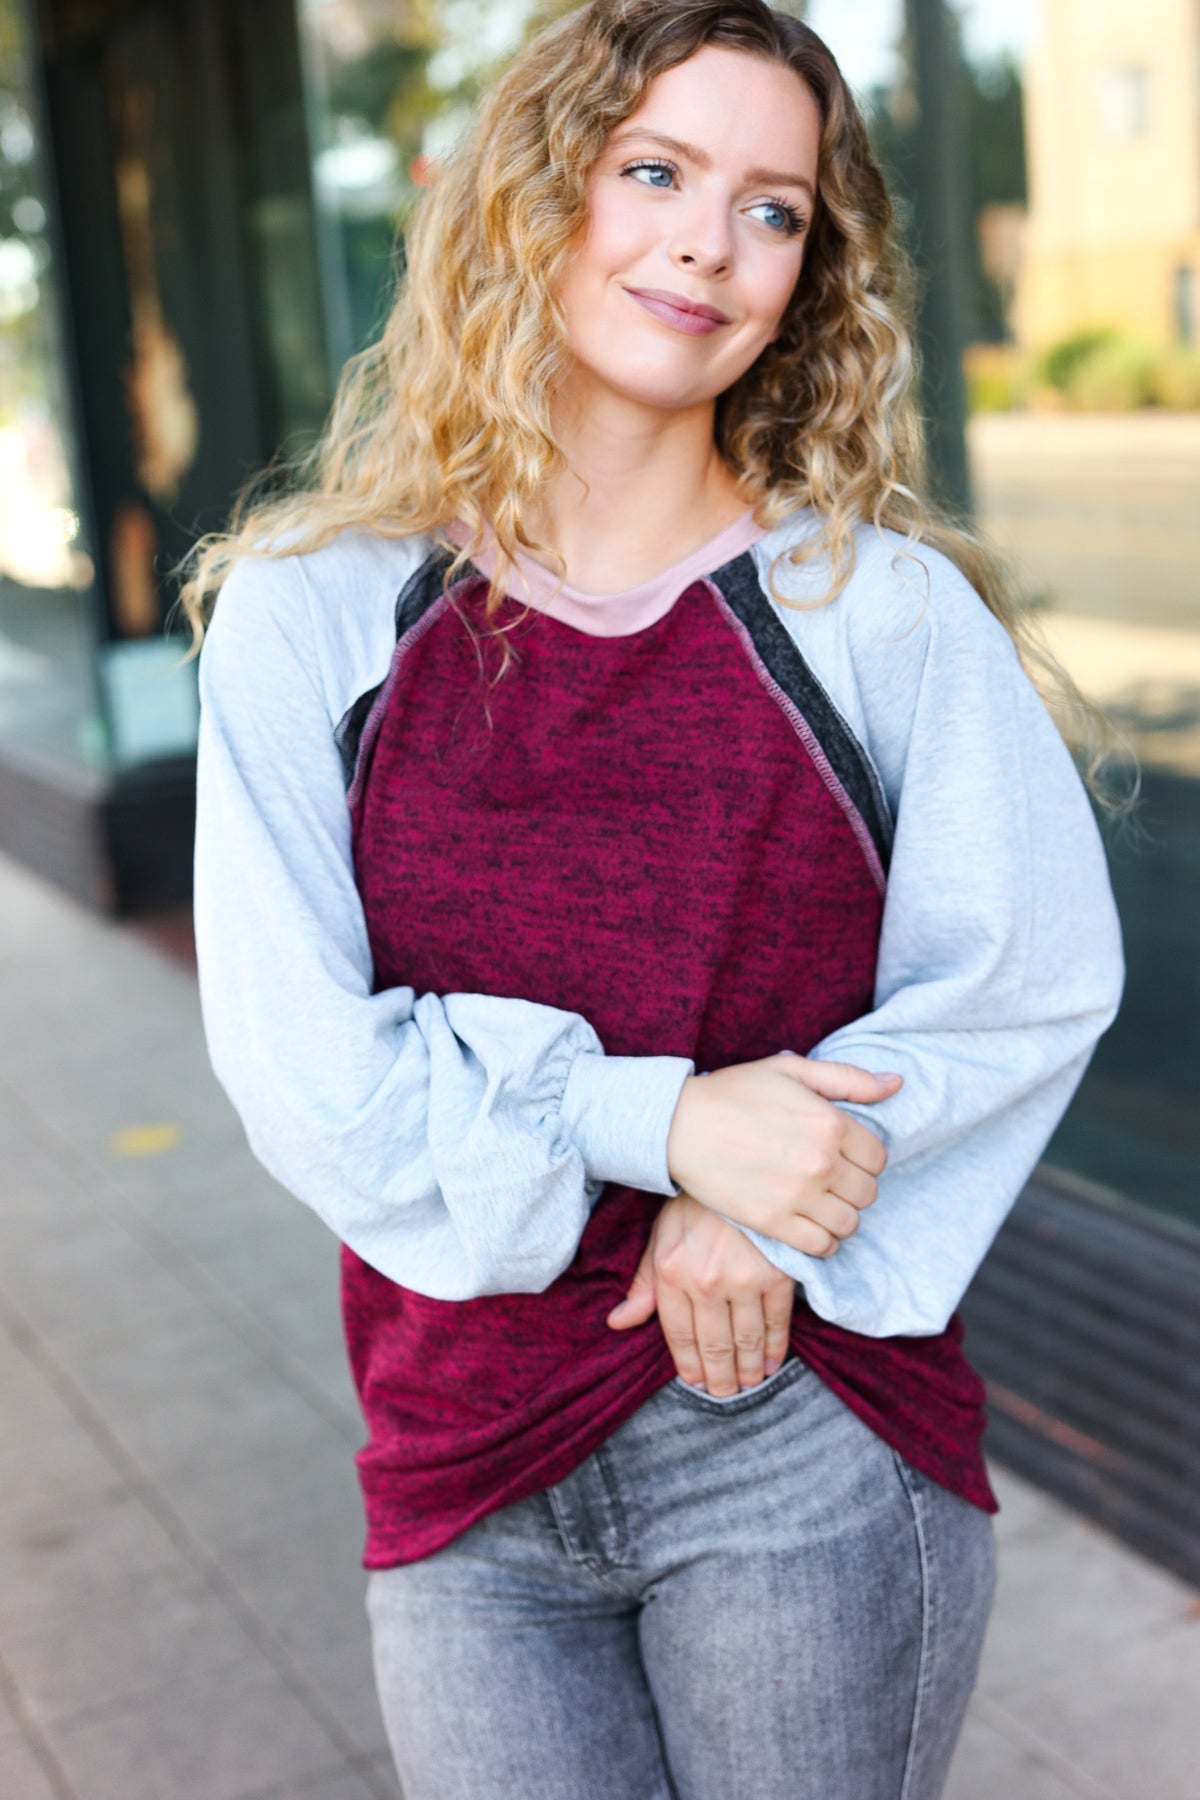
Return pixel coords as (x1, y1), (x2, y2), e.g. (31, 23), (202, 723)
(774, 1050), (903, 1106)
(607, 1257), (658, 1329)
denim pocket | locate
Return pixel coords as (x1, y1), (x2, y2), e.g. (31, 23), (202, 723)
(668, 1350), (806, 1416)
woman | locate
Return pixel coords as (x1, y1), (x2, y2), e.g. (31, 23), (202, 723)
(187, 3), (1124, 1795)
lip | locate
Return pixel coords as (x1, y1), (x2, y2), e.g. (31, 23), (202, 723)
(623, 287), (731, 336)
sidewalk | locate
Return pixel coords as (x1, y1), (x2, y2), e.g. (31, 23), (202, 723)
(0, 850), (1195, 1800)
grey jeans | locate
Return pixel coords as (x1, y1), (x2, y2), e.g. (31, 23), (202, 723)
(366, 1354), (996, 1800)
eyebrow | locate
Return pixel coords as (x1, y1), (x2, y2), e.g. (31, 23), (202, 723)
(607, 128), (816, 204)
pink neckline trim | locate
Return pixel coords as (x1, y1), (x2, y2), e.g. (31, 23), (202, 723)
(445, 511), (766, 639)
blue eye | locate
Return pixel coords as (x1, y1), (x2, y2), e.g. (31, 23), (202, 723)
(621, 159), (677, 189)
(748, 197), (806, 237)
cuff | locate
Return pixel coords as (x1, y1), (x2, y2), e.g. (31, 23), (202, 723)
(559, 1052), (695, 1195)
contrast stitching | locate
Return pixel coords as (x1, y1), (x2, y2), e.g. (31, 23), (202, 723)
(706, 582), (888, 896)
(707, 552), (894, 866)
(594, 1444), (631, 1568)
(893, 1454), (935, 1800)
(333, 680), (384, 790)
(769, 611), (895, 844)
(747, 541), (895, 844)
(545, 1482), (633, 1596)
(345, 591), (454, 816)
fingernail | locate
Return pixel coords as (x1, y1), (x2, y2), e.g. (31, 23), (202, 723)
(873, 1071), (902, 1081)
(764, 1357), (782, 1376)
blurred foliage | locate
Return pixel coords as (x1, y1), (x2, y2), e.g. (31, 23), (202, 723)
(1149, 346), (1200, 411)
(963, 342), (1036, 414)
(966, 331), (1200, 414)
(1062, 336), (1156, 412)
(1040, 326), (1121, 393)
(335, 40), (436, 152)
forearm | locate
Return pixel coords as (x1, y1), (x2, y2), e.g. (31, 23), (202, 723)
(196, 554), (694, 1299)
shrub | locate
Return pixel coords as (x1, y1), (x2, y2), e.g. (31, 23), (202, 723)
(969, 331), (1200, 413)
(1148, 346), (1200, 411)
(963, 343), (1036, 413)
(1066, 337), (1156, 411)
(1040, 326), (1120, 392)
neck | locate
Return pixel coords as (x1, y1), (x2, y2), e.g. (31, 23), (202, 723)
(529, 378), (749, 593)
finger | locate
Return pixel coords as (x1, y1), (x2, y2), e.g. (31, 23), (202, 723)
(657, 1284), (703, 1387)
(763, 1284), (794, 1373)
(841, 1115), (890, 1178)
(777, 1216), (840, 1259)
(606, 1256), (658, 1328)
(730, 1293), (766, 1390)
(783, 1187), (862, 1242)
(775, 1054), (903, 1107)
(692, 1296), (738, 1398)
(827, 1158), (878, 1215)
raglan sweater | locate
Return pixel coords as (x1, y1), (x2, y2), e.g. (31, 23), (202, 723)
(193, 505), (1124, 1564)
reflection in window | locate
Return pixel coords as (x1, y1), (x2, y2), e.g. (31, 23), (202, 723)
(748, 1), (1200, 1239)
(0, 0), (104, 767)
(297, 0), (541, 370)
(963, 3), (1200, 1237)
(290, 1), (1200, 1240)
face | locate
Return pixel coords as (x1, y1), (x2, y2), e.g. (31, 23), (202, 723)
(556, 44), (821, 417)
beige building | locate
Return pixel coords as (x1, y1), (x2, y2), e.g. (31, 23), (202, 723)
(1015, 0), (1200, 348)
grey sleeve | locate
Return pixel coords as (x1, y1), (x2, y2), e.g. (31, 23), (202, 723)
(193, 555), (692, 1300)
(738, 544), (1125, 1336)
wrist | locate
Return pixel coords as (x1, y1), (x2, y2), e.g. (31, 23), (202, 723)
(666, 1071), (708, 1190)
(563, 1051), (694, 1194)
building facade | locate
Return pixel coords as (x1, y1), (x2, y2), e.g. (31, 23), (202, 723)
(1017, 0), (1200, 345)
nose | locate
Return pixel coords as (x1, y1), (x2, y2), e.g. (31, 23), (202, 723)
(669, 188), (732, 278)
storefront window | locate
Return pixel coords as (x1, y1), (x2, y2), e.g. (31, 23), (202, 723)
(296, 0), (543, 372)
(0, 0), (106, 770)
(292, 0), (1199, 1240)
(815, 0), (1200, 1239)
(966, 0), (1198, 1240)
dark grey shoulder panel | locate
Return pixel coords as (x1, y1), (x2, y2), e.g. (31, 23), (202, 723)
(334, 681), (384, 790)
(334, 547), (464, 791)
(394, 544), (460, 638)
(708, 550), (893, 872)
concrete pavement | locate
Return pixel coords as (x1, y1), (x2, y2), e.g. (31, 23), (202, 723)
(0, 850), (1195, 1800)
(969, 411), (1200, 634)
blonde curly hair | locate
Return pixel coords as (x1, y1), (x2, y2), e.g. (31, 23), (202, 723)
(178, 0), (1122, 796)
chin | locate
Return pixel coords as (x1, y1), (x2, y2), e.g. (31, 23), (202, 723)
(619, 379), (714, 411)
(583, 357), (728, 413)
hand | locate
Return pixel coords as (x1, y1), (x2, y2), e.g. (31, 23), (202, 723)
(665, 1052), (903, 1258)
(606, 1193), (795, 1396)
